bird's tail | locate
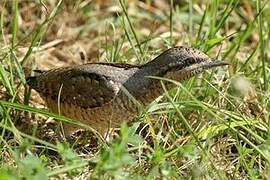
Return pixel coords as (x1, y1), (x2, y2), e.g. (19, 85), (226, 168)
(25, 70), (44, 89)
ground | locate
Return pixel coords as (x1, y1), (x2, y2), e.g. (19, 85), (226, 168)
(0, 0), (270, 179)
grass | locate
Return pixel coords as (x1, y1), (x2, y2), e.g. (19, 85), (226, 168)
(0, 0), (270, 179)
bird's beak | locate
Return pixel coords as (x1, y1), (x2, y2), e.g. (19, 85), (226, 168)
(191, 59), (229, 69)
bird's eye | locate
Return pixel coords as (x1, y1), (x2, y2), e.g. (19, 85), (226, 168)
(185, 57), (196, 66)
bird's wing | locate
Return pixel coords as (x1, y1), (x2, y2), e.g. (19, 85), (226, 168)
(27, 67), (120, 108)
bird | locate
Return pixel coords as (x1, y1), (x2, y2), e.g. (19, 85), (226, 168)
(27, 46), (228, 135)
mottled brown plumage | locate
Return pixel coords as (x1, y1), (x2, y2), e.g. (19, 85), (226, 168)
(27, 46), (228, 134)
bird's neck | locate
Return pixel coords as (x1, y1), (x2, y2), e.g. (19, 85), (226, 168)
(122, 58), (174, 105)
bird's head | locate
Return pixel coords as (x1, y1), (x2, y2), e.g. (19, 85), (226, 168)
(142, 46), (228, 79)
